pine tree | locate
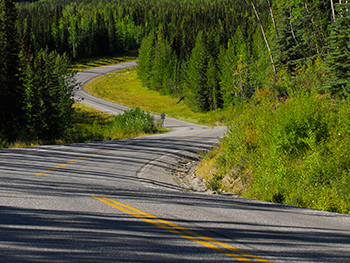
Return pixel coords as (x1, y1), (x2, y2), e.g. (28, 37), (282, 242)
(23, 50), (77, 139)
(205, 56), (221, 110)
(137, 32), (155, 88)
(323, 3), (350, 98)
(218, 39), (237, 107)
(149, 36), (177, 94)
(0, 0), (26, 140)
(185, 32), (209, 112)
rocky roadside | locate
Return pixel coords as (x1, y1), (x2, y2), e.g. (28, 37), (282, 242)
(171, 151), (214, 194)
(138, 149), (236, 196)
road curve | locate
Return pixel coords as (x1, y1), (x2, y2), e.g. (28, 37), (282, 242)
(1, 63), (350, 263)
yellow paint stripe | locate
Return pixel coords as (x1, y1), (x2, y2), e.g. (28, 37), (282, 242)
(36, 150), (113, 177)
(93, 196), (273, 263)
(177, 128), (213, 138)
(102, 197), (271, 263)
(164, 120), (183, 127)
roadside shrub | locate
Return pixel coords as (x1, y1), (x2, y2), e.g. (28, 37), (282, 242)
(113, 107), (156, 135)
(62, 105), (158, 144)
(217, 89), (350, 214)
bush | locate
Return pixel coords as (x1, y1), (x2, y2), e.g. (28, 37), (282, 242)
(113, 107), (156, 135)
(216, 89), (350, 214)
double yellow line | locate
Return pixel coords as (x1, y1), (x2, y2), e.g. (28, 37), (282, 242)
(92, 196), (273, 263)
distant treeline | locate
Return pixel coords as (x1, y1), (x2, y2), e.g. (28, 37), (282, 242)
(1, 0), (349, 142)
(15, 0), (349, 112)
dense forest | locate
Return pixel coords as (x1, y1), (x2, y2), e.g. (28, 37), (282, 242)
(6, 0), (349, 114)
(1, 0), (350, 212)
(4, 0), (349, 113)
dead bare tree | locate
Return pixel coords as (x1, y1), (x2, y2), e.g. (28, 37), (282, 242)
(331, 0), (336, 21)
(266, 0), (279, 39)
(289, 7), (308, 59)
(251, 1), (277, 78)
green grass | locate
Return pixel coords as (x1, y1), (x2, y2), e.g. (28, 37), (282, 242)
(0, 102), (165, 149)
(85, 67), (232, 126)
(67, 103), (164, 143)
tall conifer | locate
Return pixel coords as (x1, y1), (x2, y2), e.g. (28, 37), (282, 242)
(0, 0), (25, 140)
(323, 3), (350, 98)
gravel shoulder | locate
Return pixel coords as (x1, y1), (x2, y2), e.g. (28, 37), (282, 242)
(137, 150), (214, 194)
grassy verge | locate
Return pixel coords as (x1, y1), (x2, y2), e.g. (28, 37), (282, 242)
(84, 67), (232, 126)
(0, 103), (165, 149)
(67, 103), (164, 142)
(198, 90), (350, 214)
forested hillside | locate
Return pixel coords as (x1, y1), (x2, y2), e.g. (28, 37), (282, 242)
(11, 0), (350, 108)
(1, 0), (350, 212)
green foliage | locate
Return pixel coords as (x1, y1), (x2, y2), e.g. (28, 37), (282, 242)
(322, 3), (350, 98)
(114, 107), (156, 135)
(216, 90), (350, 213)
(275, 0), (331, 73)
(137, 32), (155, 87)
(23, 49), (77, 139)
(16, 0), (145, 59)
(184, 32), (210, 112)
(206, 173), (223, 193)
(71, 106), (157, 142)
(0, 0), (26, 140)
(149, 35), (177, 95)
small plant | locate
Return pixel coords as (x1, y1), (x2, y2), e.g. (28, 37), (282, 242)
(114, 107), (156, 135)
(206, 173), (223, 192)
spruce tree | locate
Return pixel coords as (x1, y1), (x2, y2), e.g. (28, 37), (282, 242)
(323, 3), (350, 98)
(185, 32), (209, 112)
(149, 36), (177, 95)
(205, 56), (221, 110)
(137, 32), (155, 88)
(218, 38), (237, 107)
(0, 0), (25, 140)
(23, 50), (77, 139)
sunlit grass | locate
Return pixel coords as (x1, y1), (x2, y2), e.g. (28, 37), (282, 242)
(85, 68), (232, 126)
(0, 103), (164, 149)
(68, 103), (165, 142)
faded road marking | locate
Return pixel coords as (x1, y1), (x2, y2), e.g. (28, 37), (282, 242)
(177, 128), (213, 138)
(36, 150), (113, 177)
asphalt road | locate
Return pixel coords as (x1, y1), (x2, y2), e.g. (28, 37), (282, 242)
(1, 62), (350, 262)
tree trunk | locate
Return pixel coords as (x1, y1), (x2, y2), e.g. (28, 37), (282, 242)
(290, 7), (308, 58)
(251, 1), (277, 78)
(331, 0), (336, 21)
(266, 0), (279, 39)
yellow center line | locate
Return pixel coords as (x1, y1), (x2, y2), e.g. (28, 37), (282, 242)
(177, 128), (213, 138)
(164, 120), (183, 127)
(36, 150), (113, 177)
(93, 196), (273, 263)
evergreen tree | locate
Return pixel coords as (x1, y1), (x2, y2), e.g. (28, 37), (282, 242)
(149, 36), (177, 95)
(23, 50), (77, 139)
(0, 0), (26, 140)
(185, 32), (209, 112)
(137, 32), (155, 88)
(205, 56), (221, 110)
(323, 3), (350, 98)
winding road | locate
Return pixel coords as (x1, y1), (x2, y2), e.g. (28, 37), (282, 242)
(1, 62), (350, 262)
